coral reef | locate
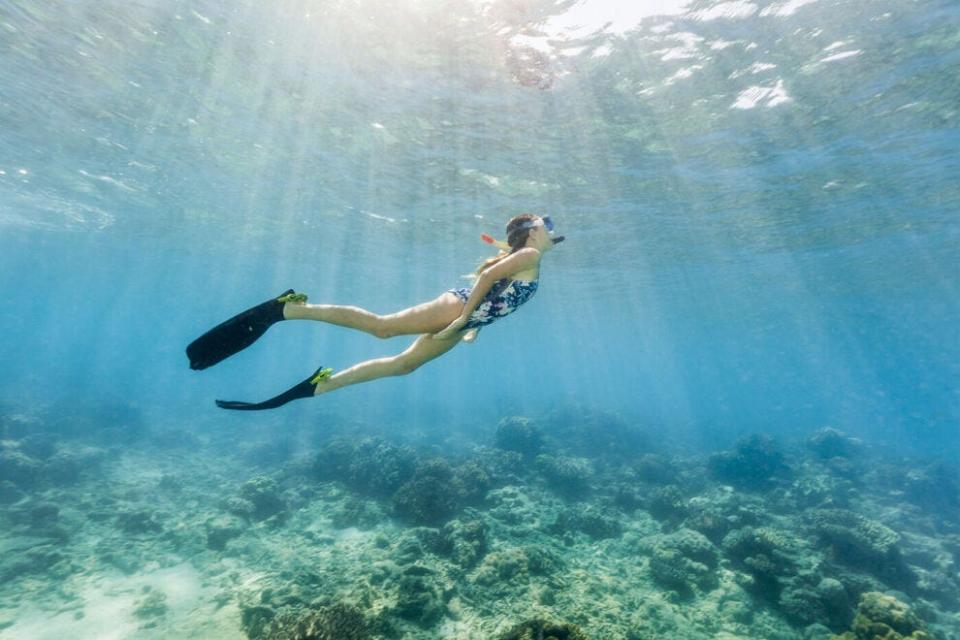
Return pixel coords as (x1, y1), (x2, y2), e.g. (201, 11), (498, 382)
(807, 509), (901, 561)
(647, 484), (689, 523)
(394, 565), (445, 627)
(633, 453), (679, 485)
(901, 461), (960, 515)
(830, 592), (932, 640)
(708, 434), (789, 489)
(806, 509), (915, 588)
(230, 474), (287, 522)
(683, 488), (766, 544)
(778, 584), (829, 626)
(648, 545), (714, 597)
(498, 618), (590, 640)
(439, 514), (489, 567)
(451, 460), (494, 506)
(330, 497), (386, 530)
(391, 459), (459, 526)
(314, 437), (418, 498)
(494, 417), (546, 458)
(0, 437), (105, 491)
(469, 543), (565, 597)
(473, 547), (533, 586)
(535, 454), (594, 496)
(722, 526), (802, 599)
(258, 603), (370, 640)
(2, 408), (959, 640)
(806, 428), (863, 460)
(639, 528), (719, 596)
(547, 504), (624, 541)
(544, 407), (650, 464)
(788, 466), (854, 509)
(205, 514), (243, 550)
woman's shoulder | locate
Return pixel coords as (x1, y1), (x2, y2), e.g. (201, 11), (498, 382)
(513, 247), (542, 266)
(481, 247), (540, 282)
(511, 248), (541, 281)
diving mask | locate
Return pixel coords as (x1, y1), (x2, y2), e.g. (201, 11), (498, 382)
(481, 215), (565, 248)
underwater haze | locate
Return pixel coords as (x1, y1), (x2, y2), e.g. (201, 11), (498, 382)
(0, 0), (958, 638)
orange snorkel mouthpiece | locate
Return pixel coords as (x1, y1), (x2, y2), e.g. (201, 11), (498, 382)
(481, 233), (511, 250)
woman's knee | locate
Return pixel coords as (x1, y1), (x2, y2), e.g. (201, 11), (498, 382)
(371, 316), (395, 339)
(392, 355), (420, 375)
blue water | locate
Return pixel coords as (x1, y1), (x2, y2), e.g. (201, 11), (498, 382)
(0, 0), (958, 637)
(1, 0), (956, 451)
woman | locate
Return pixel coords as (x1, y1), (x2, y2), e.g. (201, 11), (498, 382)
(187, 213), (564, 410)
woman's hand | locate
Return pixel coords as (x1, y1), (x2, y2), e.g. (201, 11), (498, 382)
(432, 316), (468, 340)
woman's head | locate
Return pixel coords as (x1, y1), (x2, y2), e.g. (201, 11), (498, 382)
(504, 213), (539, 251)
(474, 213), (556, 276)
(505, 213), (560, 253)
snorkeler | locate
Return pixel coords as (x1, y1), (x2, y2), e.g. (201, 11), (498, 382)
(187, 213), (564, 410)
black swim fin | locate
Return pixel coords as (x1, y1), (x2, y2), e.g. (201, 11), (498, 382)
(215, 367), (333, 411)
(187, 290), (304, 370)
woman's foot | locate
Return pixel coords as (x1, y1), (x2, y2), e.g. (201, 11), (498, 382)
(280, 292), (309, 319)
(311, 367), (335, 395)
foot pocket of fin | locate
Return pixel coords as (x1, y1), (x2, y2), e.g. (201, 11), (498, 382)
(310, 367), (334, 384)
(277, 292), (308, 304)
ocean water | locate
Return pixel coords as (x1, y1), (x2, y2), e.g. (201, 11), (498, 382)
(0, 0), (957, 638)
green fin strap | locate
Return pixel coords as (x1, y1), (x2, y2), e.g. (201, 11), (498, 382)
(310, 368), (334, 385)
(277, 292), (308, 304)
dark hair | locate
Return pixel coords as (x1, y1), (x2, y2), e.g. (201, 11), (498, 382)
(474, 213), (538, 276)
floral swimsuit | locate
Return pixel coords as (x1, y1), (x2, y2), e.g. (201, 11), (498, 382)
(447, 278), (539, 330)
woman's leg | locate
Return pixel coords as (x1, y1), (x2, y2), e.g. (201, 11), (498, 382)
(282, 302), (383, 335)
(283, 293), (464, 339)
(314, 333), (461, 395)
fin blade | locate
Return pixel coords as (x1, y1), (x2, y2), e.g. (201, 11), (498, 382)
(215, 366), (326, 411)
(186, 290), (293, 370)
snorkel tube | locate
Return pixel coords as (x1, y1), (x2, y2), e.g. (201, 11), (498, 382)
(482, 215), (564, 248)
(481, 232), (565, 247)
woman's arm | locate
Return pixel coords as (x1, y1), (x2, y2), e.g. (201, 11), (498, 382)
(458, 248), (540, 319)
(432, 248), (541, 340)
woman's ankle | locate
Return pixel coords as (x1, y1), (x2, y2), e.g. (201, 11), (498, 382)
(282, 301), (310, 320)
